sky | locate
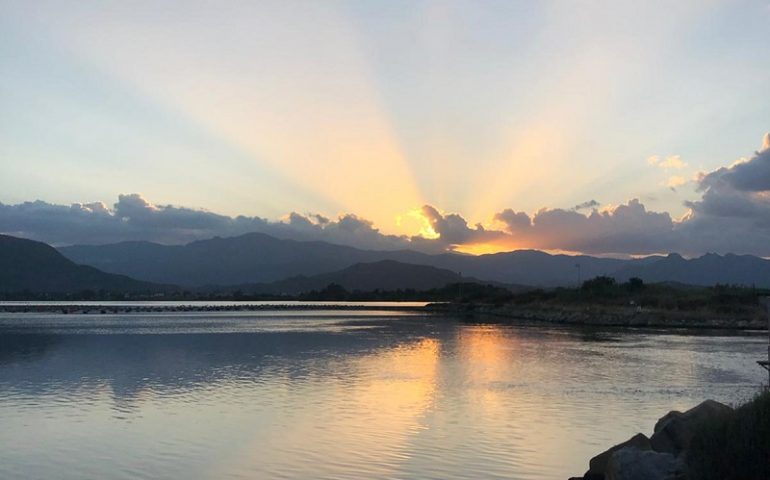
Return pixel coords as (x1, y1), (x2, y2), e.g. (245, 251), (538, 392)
(1, 0), (769, 256)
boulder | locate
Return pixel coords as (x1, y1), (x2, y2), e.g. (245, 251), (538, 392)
(605, 447), (685, 480)
(584, 433), (651, 480)
(650, 399), (733, 455)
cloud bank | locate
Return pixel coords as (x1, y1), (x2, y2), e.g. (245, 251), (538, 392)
(2, 134), (770, 256)
(0, 193), (415, 252)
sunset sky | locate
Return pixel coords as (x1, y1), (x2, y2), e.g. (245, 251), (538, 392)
(1, 1), (769, 255)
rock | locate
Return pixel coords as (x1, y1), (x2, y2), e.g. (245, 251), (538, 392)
(650, 399), (733, 455)
(605, 447), (685, 480)
(584, 433), (651, 480)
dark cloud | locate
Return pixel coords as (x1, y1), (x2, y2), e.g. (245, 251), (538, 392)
(697, 134), (770, 193)
(493, 209), (531, 234)
(282, 212), (415, 252)
(686, 135), (770, 222)
(3, 134), (770, 256)
(493, 199), (675, 254)
(670, 134), (770, 255)
(0, 194), (412, 251)
(420, 205), (504, 248)
(572, 199), (601, 211)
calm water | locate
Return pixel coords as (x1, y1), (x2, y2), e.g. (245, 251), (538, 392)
(0, 308), (766, 480)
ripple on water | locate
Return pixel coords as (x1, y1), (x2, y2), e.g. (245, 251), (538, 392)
(0, 314), (766, 479)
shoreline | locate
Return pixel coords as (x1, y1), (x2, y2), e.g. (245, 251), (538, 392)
(426, 302), (768, 330)
(0, 301), (765, 330)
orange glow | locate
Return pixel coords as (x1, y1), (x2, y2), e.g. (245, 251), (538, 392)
(455, 326), (519, 414)
(406, 208), (440, 239)
(453, 241), (517, 255)
(216, 338), (441, 478)
(60, 4), (425, 232)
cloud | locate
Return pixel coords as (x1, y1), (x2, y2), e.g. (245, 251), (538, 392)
(3, 134), (770, 256)
(666, 175), (687, 189)
(696, 137), (770, 193)
(688, 134), (770, 214)
(0, 194), (414, 251)
(648, 154), (686, 169)
(493, 209), (532, 233)
(673, 133), (770, 254)
(660, 155), (687, 169)
(572, 199), (601, 211)
(418, 205), (505, 249)
(492, 199), (675, 254)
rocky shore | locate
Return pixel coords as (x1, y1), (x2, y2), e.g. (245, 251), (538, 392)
(570, 399), (734, 480)
(427, 303), (767, 329)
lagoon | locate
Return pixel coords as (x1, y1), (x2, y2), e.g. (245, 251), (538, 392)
(0, 307), (765, 479)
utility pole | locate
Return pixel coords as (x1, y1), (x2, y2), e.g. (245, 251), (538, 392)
(575, 263), (582, 286)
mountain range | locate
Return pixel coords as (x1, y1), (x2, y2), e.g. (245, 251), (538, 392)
(233, 260), (523, 295)
(0, 234), (158, 294)
(57, 232), (770, 288)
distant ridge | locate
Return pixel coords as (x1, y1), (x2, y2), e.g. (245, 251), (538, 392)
(57, 232), (770, 288)
(236, 260), (524, 295)
(614, 252), (770, 287)
(59, 233), (437, 286)
(0, 234), (160, 293)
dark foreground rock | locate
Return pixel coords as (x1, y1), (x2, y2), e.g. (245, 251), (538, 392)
(605, 447), (685, 480)
(650, 400), (733, 455)
(572, 399), (733, 480)
(584, 433), (651, 480)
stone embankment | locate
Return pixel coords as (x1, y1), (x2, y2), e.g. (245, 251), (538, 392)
(569, 400), (733, 480)
(427, 303), (766, 329)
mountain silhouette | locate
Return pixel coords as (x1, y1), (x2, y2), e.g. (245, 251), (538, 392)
(236, 260), (522, 295)
(0, 234), (159, 293)
(58, 232), (770, 288)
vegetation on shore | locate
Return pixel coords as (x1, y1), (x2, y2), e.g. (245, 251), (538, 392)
(687, 390), (770, 480)
(0, 281), (512, 302)
(508, 276), (769, 315)
(430, 277), (769, 329)
(2, 276), (768, 312)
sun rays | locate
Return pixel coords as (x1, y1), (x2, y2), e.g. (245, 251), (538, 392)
(37, 1), (424, 232)
(2, 1), (768, 254)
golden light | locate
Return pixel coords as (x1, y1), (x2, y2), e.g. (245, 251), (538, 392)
(215, 338), (441, 478)
(53, 2), (425, 232)
(453, 241), (518, 255)
(407, 208), (440, 240)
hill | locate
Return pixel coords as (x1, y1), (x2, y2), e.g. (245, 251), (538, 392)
(614, 253), (770, 287)
(237, 260), (521, 295)
(0, 234), (160, 294)
(58, 233), (640, 287)
(58, 232), (770, 288)
(59, 233), (436, 286)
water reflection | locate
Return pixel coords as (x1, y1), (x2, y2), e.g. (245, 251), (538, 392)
(224, 338), (441, 479)
(0, 313), (766, 480)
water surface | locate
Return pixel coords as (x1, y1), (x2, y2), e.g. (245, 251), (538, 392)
(0, 308), (765, 479)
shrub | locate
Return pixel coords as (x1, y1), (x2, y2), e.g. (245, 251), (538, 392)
(687, 390), (770, 480)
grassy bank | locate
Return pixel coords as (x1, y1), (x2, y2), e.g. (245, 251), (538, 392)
(688, 390), (770, 480)
(429, 277), (769, 329)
